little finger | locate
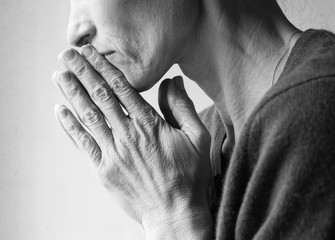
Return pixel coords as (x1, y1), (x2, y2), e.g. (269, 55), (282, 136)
(55, 70), (113, 146)
(55, 105), (102, 166)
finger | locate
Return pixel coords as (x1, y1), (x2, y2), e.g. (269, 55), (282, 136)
(52, 71), (82, 122)
(54, 104), (102, 166)
(158, 78), (179, 128)
(58, 48), (128, 131)
(53, 70), (114, 147)
(160, 76), (210, 150)
(80, 44), (157, 121)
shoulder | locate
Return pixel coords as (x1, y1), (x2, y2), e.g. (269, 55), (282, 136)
(251, 29), (335, 130)
(223, 75), (335, 240)
(251, 75), (335, 147)
(275, 29), (335, 89)
(216, 30), (335, 239)
(240, 29), (335, 164)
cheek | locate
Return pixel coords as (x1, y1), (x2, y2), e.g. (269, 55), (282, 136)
(131, 43), (173, 92)
(98, 1), (178, 92)
(103, 35), (158, 92)
(109, 28), (171, 92)
(125, 21), (177, 91)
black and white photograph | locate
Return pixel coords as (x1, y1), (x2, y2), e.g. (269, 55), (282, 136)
(1, 0), (335, 239)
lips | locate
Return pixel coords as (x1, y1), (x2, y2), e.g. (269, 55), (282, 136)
(104, 51), (130, 66)
(103, 52), (118, 62)
(101, 51), (119, 63)
(102, 51), (115, 58)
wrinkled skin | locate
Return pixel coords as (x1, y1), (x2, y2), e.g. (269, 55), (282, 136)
(54, 0), (213, 238)
(67, 0), (199, 91)
(53, 42), (211, 238)
(53, 45), (212, 228)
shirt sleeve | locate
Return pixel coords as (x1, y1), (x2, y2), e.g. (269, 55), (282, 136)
(216, 77), (335, 240)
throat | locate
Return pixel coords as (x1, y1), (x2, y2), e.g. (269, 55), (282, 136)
(178, 0), (302, 143)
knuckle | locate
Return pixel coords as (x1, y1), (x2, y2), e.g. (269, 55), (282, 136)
(64, 122), (80, 133)
(92, 84), (112, 103)
(66, 85), (81, 100)
(78, 133), (94, 151)
(93, 59), (106, 72)
(108, 74), (128, 93)
(82, 108), (103, 126)
(136, 107), (157, 127)
(73, 62), (88, 78)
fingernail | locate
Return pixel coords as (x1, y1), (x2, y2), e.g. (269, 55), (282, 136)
(174, 76), (185, 92)
(58, 107), (68, 119)
(81, 45), (93, 58)
(58, 71), (71, 83)
(63, 49), (75, 61)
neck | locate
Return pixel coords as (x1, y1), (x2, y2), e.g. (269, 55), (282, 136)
(178, 0), (301, 146)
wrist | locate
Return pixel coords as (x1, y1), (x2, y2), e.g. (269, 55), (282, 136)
(142, 206), (214, 240)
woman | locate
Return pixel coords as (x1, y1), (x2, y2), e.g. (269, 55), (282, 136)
(52, 0), (335, 239)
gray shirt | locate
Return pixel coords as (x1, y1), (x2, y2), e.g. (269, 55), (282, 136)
(200, 29), (335, 239)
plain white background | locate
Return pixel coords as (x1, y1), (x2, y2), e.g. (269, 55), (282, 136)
(0, 0), (334, 239)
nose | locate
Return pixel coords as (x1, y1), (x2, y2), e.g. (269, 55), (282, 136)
(67, 8), (96, 47)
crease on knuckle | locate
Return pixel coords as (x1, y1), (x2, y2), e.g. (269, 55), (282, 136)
(64, 121), (80, 133)
(82, 108), (103, 126)
(136, 107), (157, 127)
(73, 62), (88, 78)
(93, 59), (106, 72)
(78, 133), (93, 151)
(92, 84), (112, 103)
(108, 74), (128, 93)
(66, 85), (81, 100)
(116, 128), (138, 149)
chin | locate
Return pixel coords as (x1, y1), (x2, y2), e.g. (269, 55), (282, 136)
(125, 74), (156, 93)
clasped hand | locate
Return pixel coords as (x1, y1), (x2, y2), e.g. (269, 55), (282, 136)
(52, 45), (212, 234)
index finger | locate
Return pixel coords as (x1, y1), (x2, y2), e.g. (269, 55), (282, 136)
(80, 45), (155, 120)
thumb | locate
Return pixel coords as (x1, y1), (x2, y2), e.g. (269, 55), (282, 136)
(159, 76), (210, 148)
(158, 78), (179, 128)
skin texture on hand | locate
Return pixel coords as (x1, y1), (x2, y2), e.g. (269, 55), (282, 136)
(53, 45), (213, 239)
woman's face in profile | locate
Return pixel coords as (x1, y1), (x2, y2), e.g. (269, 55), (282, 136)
(67, 0), (199, 91)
